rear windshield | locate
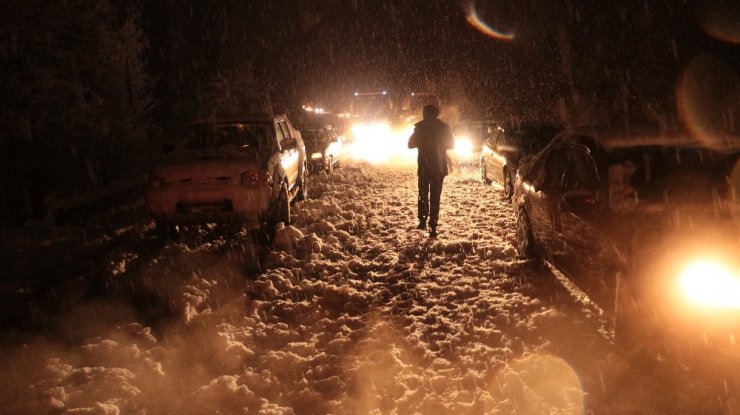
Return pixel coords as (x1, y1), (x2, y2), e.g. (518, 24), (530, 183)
(511, 127), (560, 153)
(180, 122), (273, 151)
(608, 146), (736, 206)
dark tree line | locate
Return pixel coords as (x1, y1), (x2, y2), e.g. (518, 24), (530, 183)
(0, 0), (153, 224)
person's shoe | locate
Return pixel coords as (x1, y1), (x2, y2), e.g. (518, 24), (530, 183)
(417, 221), (426, 230)
(429, 227), (438, 238)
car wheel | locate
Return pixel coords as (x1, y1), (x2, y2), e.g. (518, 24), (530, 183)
(295, 166), (308, 202)
(503, 167), (514, 200)
(481, 163), (492, 185)
(515, 209), (538, 260)
(257, 183), (290, 244)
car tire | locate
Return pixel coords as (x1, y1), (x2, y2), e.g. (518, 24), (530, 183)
(515, 209), (538, 260)
(257, 183), (290, 244)
(481, 163), (492, 185)
(503, 167), (514, 200)
(295, 166), (308, 202)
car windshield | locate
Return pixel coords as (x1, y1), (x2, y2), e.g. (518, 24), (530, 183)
(179, 122), (272, 151)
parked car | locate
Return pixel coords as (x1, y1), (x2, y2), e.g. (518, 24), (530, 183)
(146, 113), (308, 242)
(302, 125), (343, 174)
(480, 122), (562, 199)
(512, 125), (740, 358)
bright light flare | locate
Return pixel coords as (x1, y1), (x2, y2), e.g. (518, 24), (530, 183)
(464, 2), (515, 41)
(454, 136), (474, 158)
(679, 259), (740, 309)
(326, 140), (342, 157)
(346, 122), (415, 165)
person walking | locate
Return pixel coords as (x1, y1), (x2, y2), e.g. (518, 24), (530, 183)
(407, 104), (454, 238)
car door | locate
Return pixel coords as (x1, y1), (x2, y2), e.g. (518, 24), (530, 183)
(487, 127), (506, 183)
(524, 144), (569, 262)
(277, 120), (300, 188)
(556, 143), (622, 305)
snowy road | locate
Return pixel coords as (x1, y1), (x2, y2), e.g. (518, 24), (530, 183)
(1, 162), (737, 414)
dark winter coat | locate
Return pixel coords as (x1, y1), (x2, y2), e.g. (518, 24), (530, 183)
(408, 118), (454, 177)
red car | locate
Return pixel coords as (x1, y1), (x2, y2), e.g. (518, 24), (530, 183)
(146, 114), (307, 242)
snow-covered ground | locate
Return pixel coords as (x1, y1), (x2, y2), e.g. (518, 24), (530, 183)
(1, 161), (737, 414)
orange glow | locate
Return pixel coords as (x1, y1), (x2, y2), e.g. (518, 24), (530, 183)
(492, 354), (584, 413)
(680, 259), (740, 309)
(345, 122), (416, 165)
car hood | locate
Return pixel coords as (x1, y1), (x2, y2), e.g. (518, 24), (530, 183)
(153, 147), (264, 182)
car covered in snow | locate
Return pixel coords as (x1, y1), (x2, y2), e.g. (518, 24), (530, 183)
(146, 113), (308, 241)
(480, 122), (562, 200)
(301, 125), (343, 174)
(512, 125), (740, 358)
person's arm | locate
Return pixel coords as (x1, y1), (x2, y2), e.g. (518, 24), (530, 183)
(408, 127), (418, 149)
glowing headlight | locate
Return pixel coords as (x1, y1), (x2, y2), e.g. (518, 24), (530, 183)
(326, 141), (342, 157)
(310, 152), (323, 159)
(679, 259), (740, 309)
(454, 136), (474, 157)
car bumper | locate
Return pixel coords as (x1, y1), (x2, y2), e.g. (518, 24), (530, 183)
(146, 184), (271, 225)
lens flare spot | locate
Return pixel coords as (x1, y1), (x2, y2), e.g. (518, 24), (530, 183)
(464, 2), (515, 42)
(677, 54), (740, 151)
(693, 2), (740, 45)
(492, 354), (584, 414)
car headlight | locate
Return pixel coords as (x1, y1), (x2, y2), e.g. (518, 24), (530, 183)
(454, 136), (474, 157)
(310, 152), (323, 160)
(326, 141), (342, 157)
(679, 258), (740, 309)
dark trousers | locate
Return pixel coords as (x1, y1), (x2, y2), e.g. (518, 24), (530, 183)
(418, 174), (444, 228)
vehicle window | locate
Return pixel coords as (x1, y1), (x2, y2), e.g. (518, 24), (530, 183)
(278, 121), (291, 139)
(543, 146), (568, 190)
(274, 122), (286, 142)
(561, 144), (600, 193)
(489, 128), (502, 148)
(180, 122), (271, 151)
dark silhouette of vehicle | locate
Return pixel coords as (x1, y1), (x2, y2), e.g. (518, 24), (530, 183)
(146, 114), (308, 242)
(302, 125), (343, 174)
(513, 125), (740, 358)
(480, 122), (562, 200)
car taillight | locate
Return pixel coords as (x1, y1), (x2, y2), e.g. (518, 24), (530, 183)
(241, 170), (271, 186)
(148, 173), (166, 188)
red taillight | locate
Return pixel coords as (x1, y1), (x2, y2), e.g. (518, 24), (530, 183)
(241, 170), (271, 186)
(148, 173), (166, 188)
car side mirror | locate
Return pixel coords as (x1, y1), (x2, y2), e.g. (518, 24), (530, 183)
(562, 189), (598, 212)
(162, 144), (175, 154)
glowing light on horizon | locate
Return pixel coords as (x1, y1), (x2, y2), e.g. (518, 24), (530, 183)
(465, 2), (515, 42)
(345, 122), (416, 165)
